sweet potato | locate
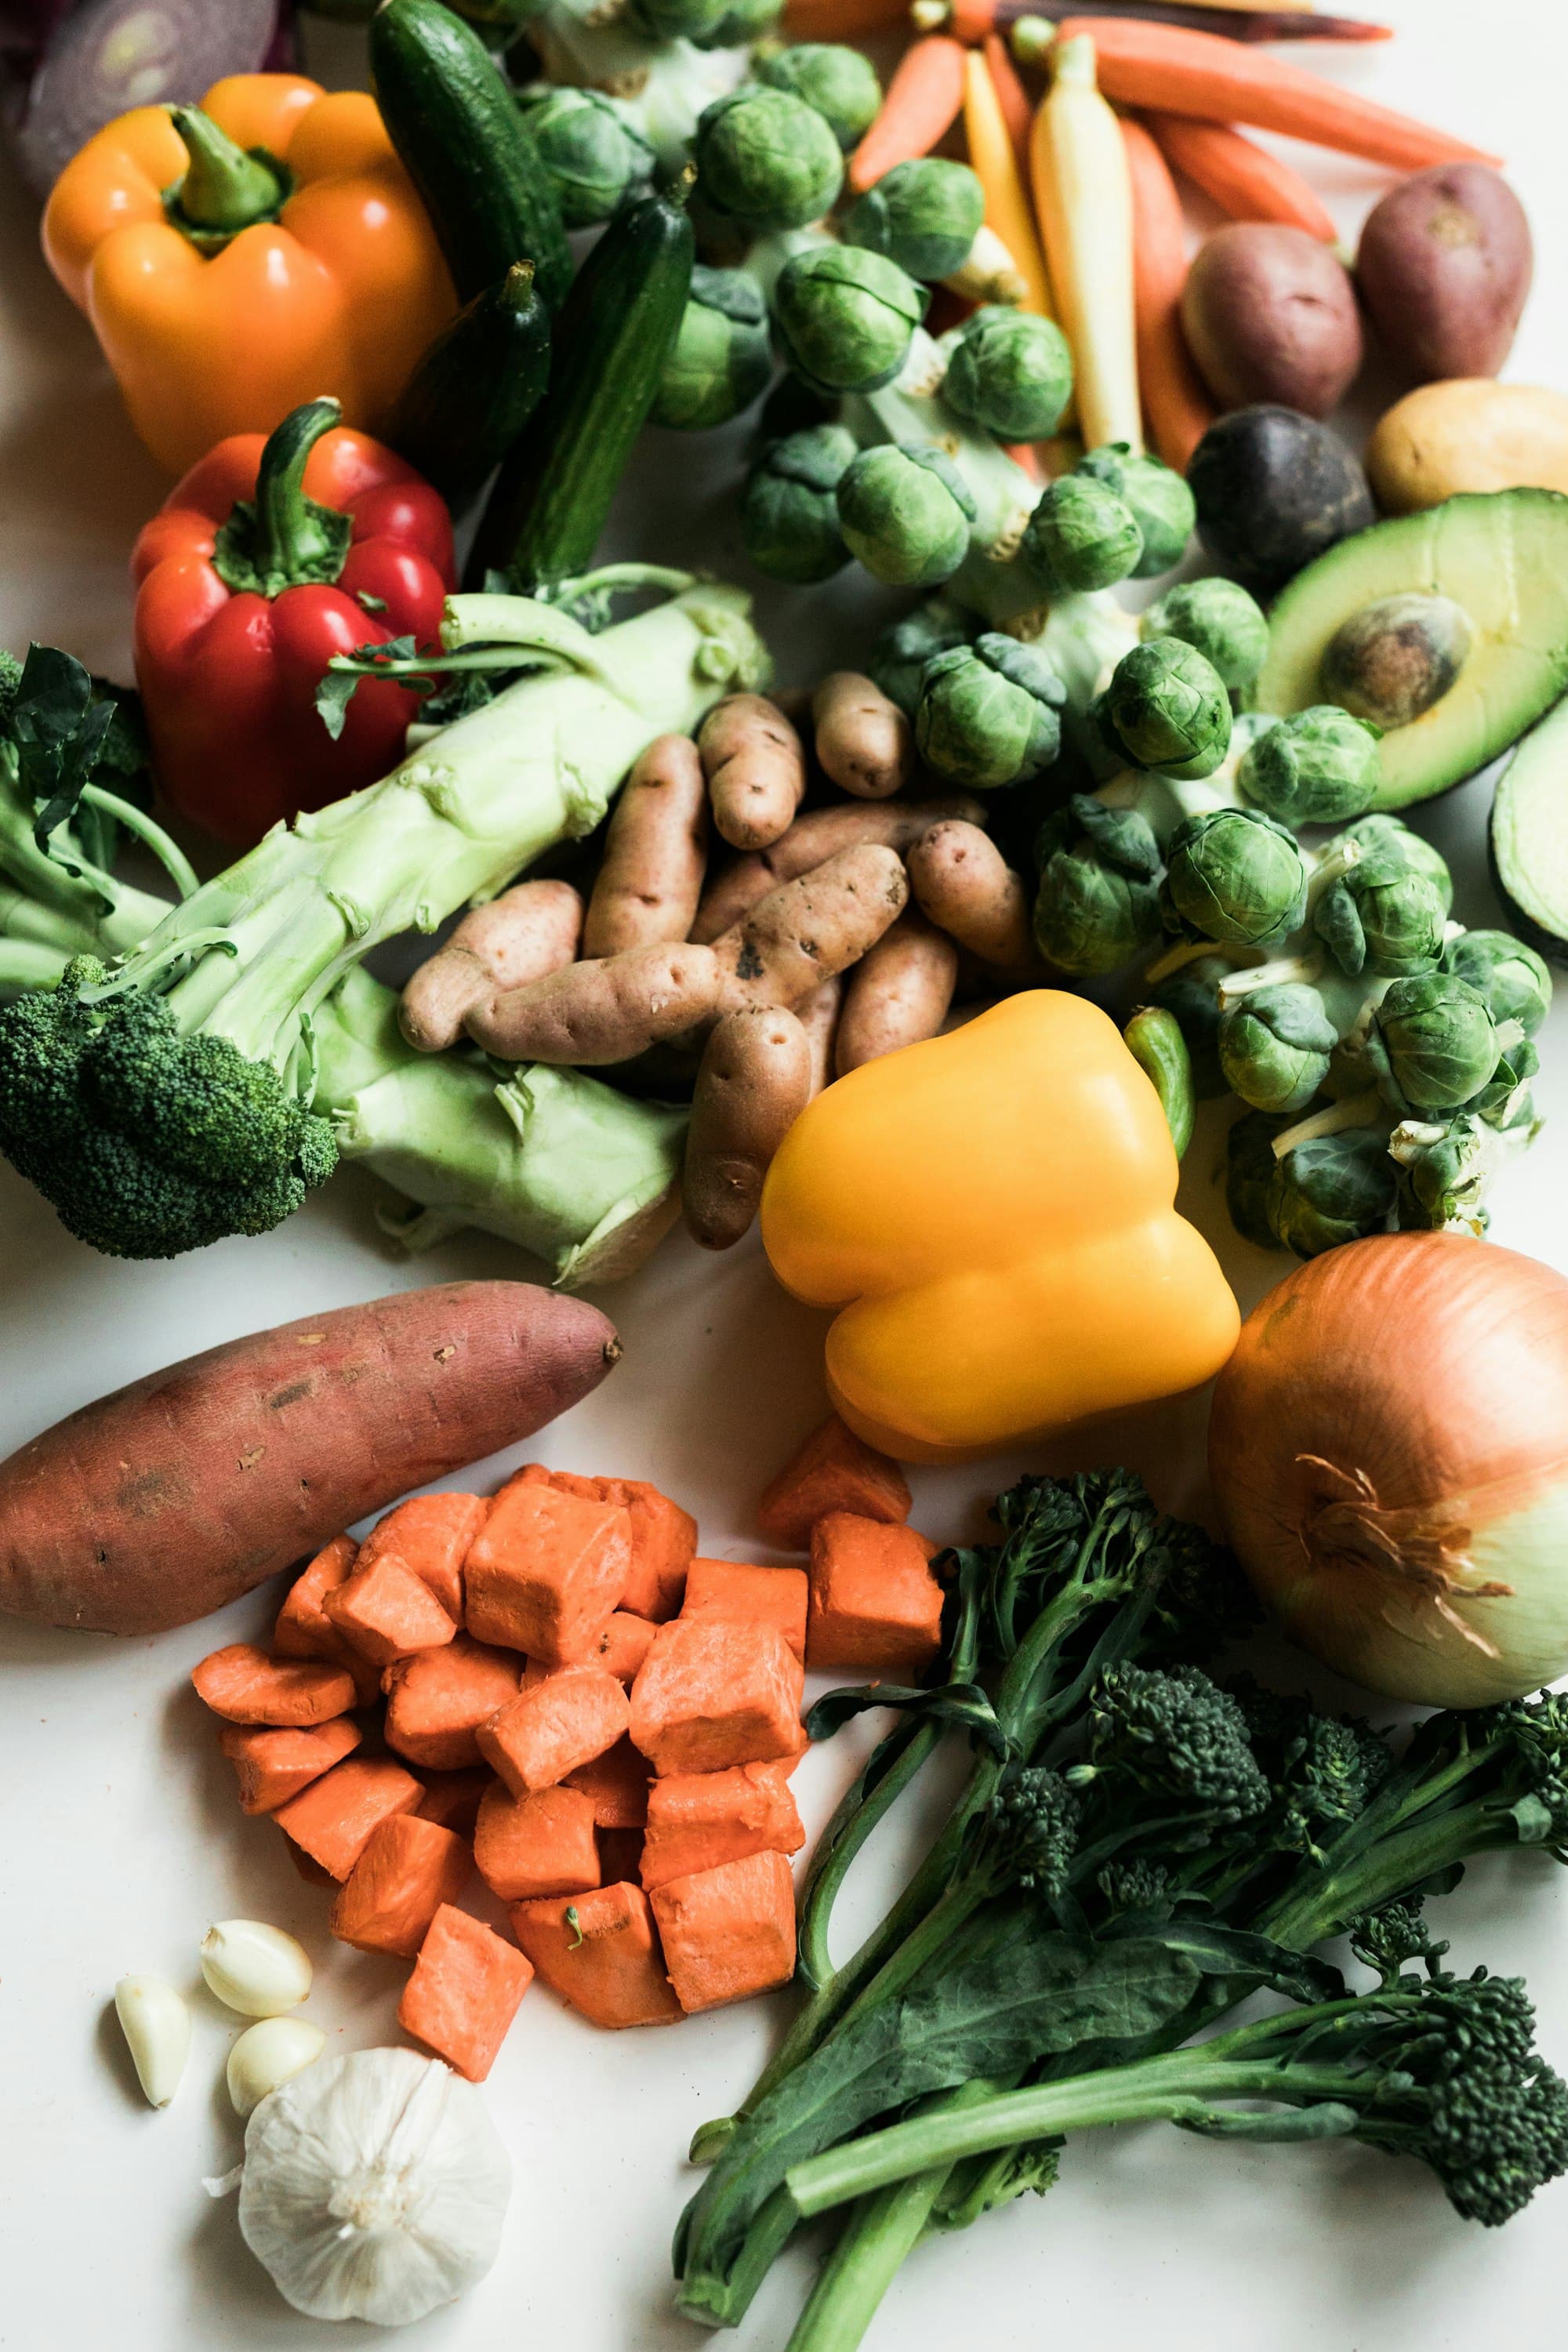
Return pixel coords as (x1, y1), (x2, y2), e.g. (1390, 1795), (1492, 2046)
(563, 1735), (652, 1828)
(477, 1668), (630, 1796)
(757, 1414), (912, 1548)
(709, 846), (909, 1020)
(630, 1618), (804, 1777)
(681, 1559), (809, 1662)
(397, 1904), (532, 2082)
(0, 1283), (621, 1638)
(192, 1644), (356, 1728)
(503, 1466), (695, 1621)
(474, 1780), (601, 1902)
(463, 941), (722, 1065)
(466, 1481), (632, 1666)
(808, 1512), (946, 1679)
(274, 1756), (424, 1879)
(398, 880), (584, 1052)
(584, 734), (710, 957)
(811, 673), (913, 801)
(355, 1493), (486, 1624)
(414, 1766), (494, 1834)
(835, 913), (959, 1075)
(509, 1882), (684, 2028)
(589, 1611), (658, 1684)
(641, 1759), (804, 1893)
(383, 1635), (521, 1771)
(330, 1814), (472, 1957)
(272, 1536), (358, 1661)
(906, 821), (1036, 971)
(683, 1008), (815, 1252)
(649, 1847), (797, 2013)
(699, 694), (808, 851)
(691, 796), (986, 944)
(219, 1718), (364, 1816)
(323, 1553), (456, 1668)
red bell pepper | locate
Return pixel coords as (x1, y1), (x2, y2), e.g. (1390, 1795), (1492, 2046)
(132, 398), (456, 848)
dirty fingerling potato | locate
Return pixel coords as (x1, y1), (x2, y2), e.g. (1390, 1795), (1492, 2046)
(682, 1007), (815, 1251)
(812, 671), (913, 800)
(691, 795), (985, 944)
(907, 821), (1036, 971)
(709, 844), (910, 1016)
(464, 941), (721, 1064)
(584, 734), (709, 958)
(399, 880), (584, 1052)
(836, 911), (960, 1073)
(699, 693), (808, 851)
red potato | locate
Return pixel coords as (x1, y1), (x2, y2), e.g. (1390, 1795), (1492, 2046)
(399, 880), (584, 1053)
(1181, 223), (1363, 419)
(1356, 164), (1533, 384)
(0, 1284), (621, 1636)
(811, 673), (913, 801)
(834, 913), (959, 1075)
(699, 695), (808, 851)
(691, 796), (985, 946)
(584, 734), (710, 958)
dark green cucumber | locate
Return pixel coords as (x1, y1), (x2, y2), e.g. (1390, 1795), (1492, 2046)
(468, 180), (695, 590)
(386, 262), (551, 517)
(368, 0), (572, 310)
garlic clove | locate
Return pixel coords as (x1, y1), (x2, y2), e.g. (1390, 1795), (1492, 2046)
(201, 1920), (313, 2018)
(114, 1974), (191, 2107)
(227, 2016), (327, 2118)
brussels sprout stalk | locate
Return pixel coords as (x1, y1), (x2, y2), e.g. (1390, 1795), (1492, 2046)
(526, 5), (750, 164)
(1217, 951), (1326, 1009)
(1272, 1084), (1385, 1159)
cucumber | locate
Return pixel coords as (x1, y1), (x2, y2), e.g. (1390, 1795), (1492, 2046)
(368, 0), (572, 311)
(469, 180), (695, 591)
(386, 262), (552, 518)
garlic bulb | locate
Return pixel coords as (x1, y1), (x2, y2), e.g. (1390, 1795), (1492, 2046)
(237, 2047), (511, 2325)
(201, 1920), (312, 2017)
(227, 2017), (327, 2118)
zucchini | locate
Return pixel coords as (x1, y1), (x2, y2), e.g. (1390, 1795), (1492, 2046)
(368, 0), (572, 311)
(469, 179), (695, 591)
(386, 262), (552, 518)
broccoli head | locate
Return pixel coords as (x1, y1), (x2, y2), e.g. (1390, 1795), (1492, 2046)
(992, 1767), (1081, 1897)
(1070, 1664), (1272, 1838)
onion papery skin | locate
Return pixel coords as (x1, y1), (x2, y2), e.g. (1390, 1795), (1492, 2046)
(1209, 1230), (1568, 1708)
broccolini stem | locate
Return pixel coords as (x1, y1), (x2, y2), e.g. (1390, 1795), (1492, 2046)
(797, 1718), (946, 1994)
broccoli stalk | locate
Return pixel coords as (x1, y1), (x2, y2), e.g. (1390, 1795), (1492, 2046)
(0, 580), (764, 1258)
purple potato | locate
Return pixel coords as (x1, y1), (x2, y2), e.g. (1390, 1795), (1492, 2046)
(1356, 163), (1532, 384)
(1181, 223), (1363, 422)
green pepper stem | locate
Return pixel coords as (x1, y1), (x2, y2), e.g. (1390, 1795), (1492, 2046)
(165, 107), (288, 238)
(252, 401), (346, 586)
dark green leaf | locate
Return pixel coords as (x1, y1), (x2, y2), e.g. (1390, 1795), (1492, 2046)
(806, 1679), (1012, 1759)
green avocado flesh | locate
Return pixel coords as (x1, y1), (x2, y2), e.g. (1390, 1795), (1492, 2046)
(1253, 490), (1568, 810)
(1492, 691), (1568, 962)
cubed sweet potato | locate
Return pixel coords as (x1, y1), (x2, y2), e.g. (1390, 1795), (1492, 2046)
(757, 1415), (912, 1549)
(474, 1782), (601, 1903)
(415, 1767), (494, 1835)
(324, 1552), (457, 1668)
(331, 1814), (472, 1957)
(383, 1635), (521, 1771)
(191, 1643), (355, 1728)
(272, 1535), (358, 1658)
(397, 1904), (533, 2082)
(564, 1735), (652, 1828)
(807, 1513), (945, 1679)
(630, 1618), (804, 1777)
(641, 1760), (804, 1892)
(589, 1611), (659, 1684)
(357, 1492), (487, 1623)
(597, 1828), (645, 1884)
(509, 1882), (683, 2028)
(466, 1482), (632, 1667)
(649, 1848), (797, 2013)
(219, 1718), (363, 1816)
(506, 1466), (695, 1621)
(681, 1559), (808, 1662)
(273, 1755), (423, 1879)
(477, 1668), (630, 1798)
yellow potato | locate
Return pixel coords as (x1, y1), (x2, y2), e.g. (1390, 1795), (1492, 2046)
(1367, 379), (1568, 515)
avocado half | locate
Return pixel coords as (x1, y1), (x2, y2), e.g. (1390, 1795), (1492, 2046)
(1492, 693), (1568, 964)
(1252, 489), (1568, 810)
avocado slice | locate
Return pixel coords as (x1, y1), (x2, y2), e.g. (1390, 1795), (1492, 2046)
(1252, 490), (1568, 810)
(1491, 692), (1568, 964)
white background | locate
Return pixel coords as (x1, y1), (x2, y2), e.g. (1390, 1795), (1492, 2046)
(2, 6), (1567, 2347)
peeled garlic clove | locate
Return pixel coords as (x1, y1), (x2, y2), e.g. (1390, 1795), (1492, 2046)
(114, 1974), (191, 2108)
(227, 2016), (327, 2118)
(201, 1921), (313, 2018)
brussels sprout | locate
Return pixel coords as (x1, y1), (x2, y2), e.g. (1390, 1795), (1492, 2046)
(1165, 807), (1308, 949)
(941, 307), (1073, 444)
(1465, 1036), (1539, 1127)
(773, 245), (927, 397)
(837, 442), (976, 588)
(1217, 981), (1338, 1115)
(1269, 1130), (1398, 1258)
(516, 88), (654, 228)
(695, 87), (844, 233)
(1097, 639), (1232, 782)
(1365, 972), (1501, 1113)
(741, 423), (857, 583)
(1442, 928), (1553, 1036)
(1139, 579), (1269, 695)
(1018, 475), (1142, 596)
(1313, 853), (1446, 979)
(1338, 812), (1453, 915)
(1238, 705), (1380, 827)
(1395, 1107), (1537, 1234)
(844, 158), (985, 283)
(1149, 954), (1231, 1098)
(1033, 796), (1163, 976)
(1225, 1109), (1291, 1250)
(1075, 443), (1196, 579)
(869, 601), (974, 718)
(757, 42), (880, 150)
(653, 266), (771, 430)
(915, 633), (1065, 790)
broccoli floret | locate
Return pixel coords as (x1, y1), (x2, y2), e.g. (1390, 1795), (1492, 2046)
(1070, 1664), (1272, 1835)
(1232, 1678), (1392, 1861)
(992, 1767), (1081, 1896)
(1351, 1896), (1449, 1986)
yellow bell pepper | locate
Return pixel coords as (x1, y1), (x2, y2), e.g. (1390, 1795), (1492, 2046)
(760, 991), (1240, 1464)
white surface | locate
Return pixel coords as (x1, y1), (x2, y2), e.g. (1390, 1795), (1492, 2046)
(2, 8), (1568, 2347)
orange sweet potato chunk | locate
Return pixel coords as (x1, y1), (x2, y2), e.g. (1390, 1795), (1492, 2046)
(681, 1559), (808, 1662)
(397, 1904), (533, 2082)
(415, 1767), (494, 1835)
(383, 1635), (521, 1771)
(509, 1882), (683, 2028)
(756, 1415), (912, 1549)
(506, 1467), (695, 1622)
(274, 1756), (423, 1880)
(649, 1849), (797, 2014)
(273, 1536), (358, 1658)
(474, 1782), (601, 1903)
(357, 1492), (486, 1623)
(564, 1734), (652, 1828)
(477, 1668), (630, 1798)
(219, 1718), (363, 1816)
(325, 1552), (456, 1669)
(807, 1513), (945, 1679)
(589, 1611), (659, 1684)
(191, 1643), (355, 1728)
(629, 1619), (804, 1777)
(466, 1482), (632, 1667)
(641, 1760), (804, 1893)
(331, 1815), (472, 1958)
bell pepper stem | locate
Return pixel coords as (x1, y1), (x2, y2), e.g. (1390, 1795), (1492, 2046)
(165, 107), (288, 238)
(253, 400), (347, 585)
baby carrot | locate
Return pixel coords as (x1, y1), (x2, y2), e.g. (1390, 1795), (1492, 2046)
(1119, 113), (1216, 470)
(1145, 108), (1338, 238)
(849, 36), (969, 196)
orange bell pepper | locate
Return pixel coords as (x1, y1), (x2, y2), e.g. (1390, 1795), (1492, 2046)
(42, 74), (455, 476)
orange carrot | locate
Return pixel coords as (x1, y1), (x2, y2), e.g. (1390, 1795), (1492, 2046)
(848, 35), (969, 197)
(1055, 18), (1500, 170)
(964, 45), (1057, 323)
(510, 1882), (684, 2029)
(757, 1414), (912, 1549)
(984, 31), (1033, 169)
(648, 1849), (797, 2014)
(323, 1552), (457, 1668)
(397, 1904), (532, 2081)
(1120, 113), (1217, 470)
(331, 1815), (472, 1958)
(1145, 109), (1337, 238)
(274, 1755), (423, 1879)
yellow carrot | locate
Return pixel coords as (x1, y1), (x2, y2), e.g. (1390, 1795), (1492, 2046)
(1029, 34), (1142, 452)
(963, 45), (1056, 323)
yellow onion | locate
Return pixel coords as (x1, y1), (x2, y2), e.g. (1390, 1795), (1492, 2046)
(1209, 1230), (1568, 1707)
